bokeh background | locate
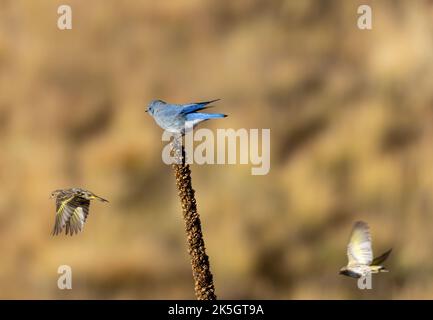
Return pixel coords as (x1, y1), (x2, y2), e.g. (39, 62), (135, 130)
(0, 0), (432, 299)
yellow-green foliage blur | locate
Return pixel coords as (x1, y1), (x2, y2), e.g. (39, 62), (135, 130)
(0, 0), (432, 299)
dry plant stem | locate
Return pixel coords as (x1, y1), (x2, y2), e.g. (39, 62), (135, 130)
(171, 136), (217, 300)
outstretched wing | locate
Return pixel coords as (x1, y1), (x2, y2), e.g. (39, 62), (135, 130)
(347, 221), (373, 266)
(52, 195), (74, 236)
(372, 248), (392, 266)
(52, 196), (90, 236)
(180, 99), (220, 114)
(65, 205), (89, 236)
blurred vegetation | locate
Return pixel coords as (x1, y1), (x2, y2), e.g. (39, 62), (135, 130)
(0, 0), (433, 299)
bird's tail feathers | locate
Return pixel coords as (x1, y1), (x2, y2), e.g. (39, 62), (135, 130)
(90, 195), (109, 203)
(370, 265), (389, 273)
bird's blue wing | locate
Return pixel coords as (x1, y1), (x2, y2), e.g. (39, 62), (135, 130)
(180, 99), (220, 114)
(185, 113), (226, 121)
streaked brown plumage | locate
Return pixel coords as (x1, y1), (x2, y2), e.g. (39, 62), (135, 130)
(51, 188), (108, 236)
(339, 221), (392, 278)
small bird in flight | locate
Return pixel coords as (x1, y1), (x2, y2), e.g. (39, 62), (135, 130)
(51, 188), (108, 236)
(146, 99), (226, 134)
(339, 221), (392, 278)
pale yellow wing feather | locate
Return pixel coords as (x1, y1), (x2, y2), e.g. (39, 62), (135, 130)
(347, 221), (373, 266)
(52, 196), (74, 235)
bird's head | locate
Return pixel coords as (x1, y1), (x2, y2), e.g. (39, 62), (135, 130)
(146, 100), (165, 116)
(339, 266), (348, 275)
(50, 190), (62, 199)
(339, 266), (361, 278)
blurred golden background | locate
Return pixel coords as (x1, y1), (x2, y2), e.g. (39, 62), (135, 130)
(0, 0), (432, 299)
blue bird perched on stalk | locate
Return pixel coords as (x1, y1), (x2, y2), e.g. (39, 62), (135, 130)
(146, 99), (226, 134)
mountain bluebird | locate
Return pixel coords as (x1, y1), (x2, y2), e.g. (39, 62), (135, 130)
(146, 99), (226, 134)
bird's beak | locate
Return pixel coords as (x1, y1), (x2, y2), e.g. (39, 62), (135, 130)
(145, 109), (148, 113)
